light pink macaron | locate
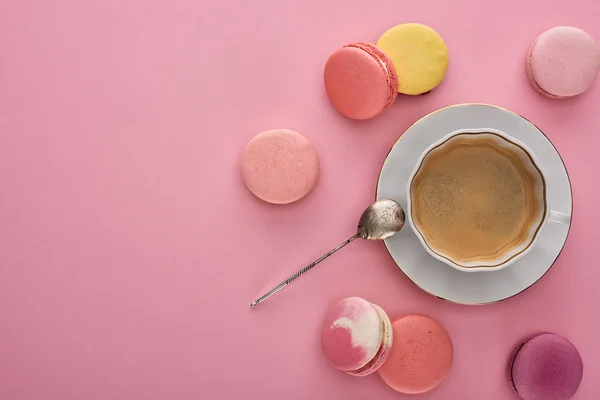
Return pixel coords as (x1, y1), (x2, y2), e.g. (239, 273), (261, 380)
(527, 26), (600, 99)
(241, 129), (319, 204)
(321, 297), (393, 376)
(324, 42), (398, 120)
(378, 314), (453, 394)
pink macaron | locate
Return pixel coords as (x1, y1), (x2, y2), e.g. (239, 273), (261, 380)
(378, 314), (453, 394)
(526, 26), (600, 99)
(324, 42), (398, 120)
(321, 297), (393, 376)
(241, 129), (319, 204)
(509, 333), (583, 400)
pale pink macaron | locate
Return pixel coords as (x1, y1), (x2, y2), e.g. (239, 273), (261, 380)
(324, 42), (398, 120)
(378, 314), (453, 394)
(321, 297), (393, 376)
(527, 26), (600, 99)
(241, 129), (319, 204)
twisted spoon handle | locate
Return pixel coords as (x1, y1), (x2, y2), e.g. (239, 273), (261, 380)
(250, 234), (359, 307)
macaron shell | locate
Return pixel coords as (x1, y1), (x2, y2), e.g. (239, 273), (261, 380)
(510, 333), (583, 400)
(241, 129), (319, 204)
(528, 26), (600, 98)
(377, 23), (449, 95)
(526, 40), (566, 99)
(348, 42), (399, 110)
(321, 297), (383, 372)
(324, 42), (398, 119)
(378, 315), (453, 394)
(348, 304), (393, 376)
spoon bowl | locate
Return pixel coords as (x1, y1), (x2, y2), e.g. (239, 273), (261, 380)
(358, 199), (406, 240)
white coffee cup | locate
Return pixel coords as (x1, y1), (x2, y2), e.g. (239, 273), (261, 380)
(406, 128), (571, 272)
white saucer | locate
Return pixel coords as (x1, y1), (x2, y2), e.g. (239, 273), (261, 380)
(376, 104), (572, 305)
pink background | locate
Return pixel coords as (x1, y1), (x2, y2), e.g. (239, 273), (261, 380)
(1, 0), (599, 399)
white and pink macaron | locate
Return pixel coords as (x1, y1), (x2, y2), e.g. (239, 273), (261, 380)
(321, 297), (393, 376)
(527, 26), (600, 99)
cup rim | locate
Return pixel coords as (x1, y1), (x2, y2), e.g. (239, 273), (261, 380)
(406, 128), (548, 272)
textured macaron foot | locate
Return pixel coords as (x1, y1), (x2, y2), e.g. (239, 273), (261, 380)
(321, 297), (392, 376)
(509, 333), (583, 400)
(378, 315), (453, 394)
(241, 129), (319, 204)
(377, 23), (449, 95)
(324, 42), (398, 120)
(526, 26), (600, 99)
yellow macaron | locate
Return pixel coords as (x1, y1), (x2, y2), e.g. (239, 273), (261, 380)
(376, 23), (449, 95)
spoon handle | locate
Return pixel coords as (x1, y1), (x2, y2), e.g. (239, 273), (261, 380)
(250, 234), (359, 307)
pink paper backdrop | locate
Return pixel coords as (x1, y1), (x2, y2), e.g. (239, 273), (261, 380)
(1, 1), (599, 399)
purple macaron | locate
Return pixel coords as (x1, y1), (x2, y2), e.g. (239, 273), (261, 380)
(509, 333), (583, 400)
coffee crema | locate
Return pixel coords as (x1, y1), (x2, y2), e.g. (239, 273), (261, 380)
(410, 133), (545, 267)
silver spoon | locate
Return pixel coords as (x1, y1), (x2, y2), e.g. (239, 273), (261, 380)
(250, 199), (405, 307)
